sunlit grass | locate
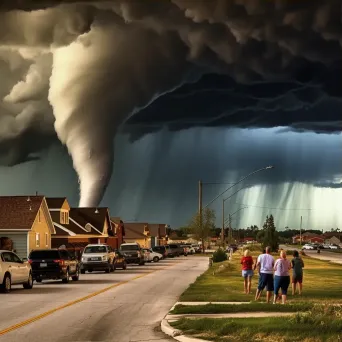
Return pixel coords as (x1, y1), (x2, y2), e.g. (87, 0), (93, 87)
(180, 251), (342, 303)
(171, 310), (342, 342)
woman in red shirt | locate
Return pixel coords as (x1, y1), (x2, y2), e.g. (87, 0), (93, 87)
(241, 249), (254, 294)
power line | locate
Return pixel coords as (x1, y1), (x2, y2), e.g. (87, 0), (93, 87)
(234, 202), (312, 211)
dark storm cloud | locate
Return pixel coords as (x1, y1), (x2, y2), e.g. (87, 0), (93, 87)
(0, 0), (341, 207)
(314, 181), (342, 189)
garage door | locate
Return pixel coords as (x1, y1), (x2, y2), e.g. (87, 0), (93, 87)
(0, 233), (27, 259)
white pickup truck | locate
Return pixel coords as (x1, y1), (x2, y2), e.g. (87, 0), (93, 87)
(0, 250), (33, 293)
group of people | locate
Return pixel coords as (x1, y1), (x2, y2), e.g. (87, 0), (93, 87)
(240, 246), (304, 304)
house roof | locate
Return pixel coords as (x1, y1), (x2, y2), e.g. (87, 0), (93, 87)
(0, 196), (44, 230)
(50, 210), (103, 236)
(70, 207), (111, 234)
(124, 223), (147, 239)
(46, 197), (67, 209)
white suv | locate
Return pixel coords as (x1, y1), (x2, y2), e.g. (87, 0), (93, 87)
(81, 244), (115, 274)
(0, 250), (33, 293)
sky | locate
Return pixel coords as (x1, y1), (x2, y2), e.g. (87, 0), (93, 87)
(0, 127), (341, 231)
(0, 1), (341, 231)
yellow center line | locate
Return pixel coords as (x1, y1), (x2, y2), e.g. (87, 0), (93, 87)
(0, 261), (182, 336)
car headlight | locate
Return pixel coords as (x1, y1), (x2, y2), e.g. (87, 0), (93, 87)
(102, 256), (108, 261)
(81, 257), (86, 262)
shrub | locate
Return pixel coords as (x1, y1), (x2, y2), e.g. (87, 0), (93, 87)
(212, 248), (228, 263)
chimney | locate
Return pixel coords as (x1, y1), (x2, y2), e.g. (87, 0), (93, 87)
(35, 191), (38, 196)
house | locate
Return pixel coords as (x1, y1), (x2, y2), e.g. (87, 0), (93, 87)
(110, 217), (125, 247)
(324, 236), (341, 245)
(124, 222), (151, 248)
(47, 197), (117, 249)
(0, 196), (55, 258)
(292, 232), (324, 244)
(123, 222), (168, 248)
(322, 232), (342, 245)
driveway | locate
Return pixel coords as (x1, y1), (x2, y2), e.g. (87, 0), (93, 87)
(0, 256), (208, 342)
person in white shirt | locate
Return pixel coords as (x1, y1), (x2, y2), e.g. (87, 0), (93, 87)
(254, 246), (275, 303)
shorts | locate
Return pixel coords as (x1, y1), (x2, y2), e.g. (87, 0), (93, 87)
(274, 275), (290, 295)
(292, 274), (303, 284)
(258, 273), (274, 291)
(242, 270), (254, 278)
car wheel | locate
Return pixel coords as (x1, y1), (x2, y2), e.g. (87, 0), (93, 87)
(35, 278), (42, 283)
(80, 269), (86, 274)
(23, 273), (33, 289)
(139, 261), (145, 266)
(153, 256), (159, 263)
(72, 268), (80, 281)
(105, 264), (111, 273)
(88, 269), (93, 272)
(62, 269), (70, 283)
(1, 274), (11, 293)
(112, 262), (116, 272)
(122, 261), (127, 270)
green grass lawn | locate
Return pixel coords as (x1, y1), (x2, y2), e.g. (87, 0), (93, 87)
(171, 302), (313, 315)
(171, 306), (342, 342)
(180, 251), (342, 304)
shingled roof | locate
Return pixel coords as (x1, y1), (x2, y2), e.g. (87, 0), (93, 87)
(69, 208), (112, 234)
(46, 198), (67, 209)
(0, 196), (44, 230)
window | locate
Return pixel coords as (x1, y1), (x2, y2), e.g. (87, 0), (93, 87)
(60, 211), (69, 224)
(10, 253), (22, 263)
(36, 233), (40, 247)
(45, 233), (49, 247)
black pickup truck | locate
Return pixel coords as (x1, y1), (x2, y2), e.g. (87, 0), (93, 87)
(28, 249), (80, 283)
(119, 243), (145, 265)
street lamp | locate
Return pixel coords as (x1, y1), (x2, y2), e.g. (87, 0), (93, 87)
(201, 165), (274, 210)
(198, 165), (274, 251)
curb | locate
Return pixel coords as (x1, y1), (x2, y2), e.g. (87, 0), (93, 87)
(161, 319), (208, 342)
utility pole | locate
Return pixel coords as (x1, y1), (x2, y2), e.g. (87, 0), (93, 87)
(222, 199), (225, 246)
(300, 215), (302, 246)
(198, 180), (203, 252)
(228, 214), (232, 243)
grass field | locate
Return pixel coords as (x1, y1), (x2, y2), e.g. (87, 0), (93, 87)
(174, 250), (342, 341)
(180, 250), (342, 304)
(171, 306), (342, 342)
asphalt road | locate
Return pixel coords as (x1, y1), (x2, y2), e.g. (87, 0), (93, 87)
(303, 249), (342, 264)
(0, 256), (208, 342)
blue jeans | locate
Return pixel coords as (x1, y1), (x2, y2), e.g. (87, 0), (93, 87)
(274, 275), (290, 295)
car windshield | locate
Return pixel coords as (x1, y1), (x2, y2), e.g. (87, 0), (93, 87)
(84, 246), (107, 254)
(121, 245), (139, 251)
(29, 250), (60, 259)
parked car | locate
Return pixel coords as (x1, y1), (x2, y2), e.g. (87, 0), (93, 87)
(191, 244), (201, 253)
(329, 244), (339, 249)
(0, 250), (33, 293)
(119, 243), (145, 265)
(151, 245), (170, 258)
(302, 244), (315, 250)
(113, 249), (127, 270)
(142, 248), (163, 262)
(322, 244), (331, 249)
(81, 244), (115, 274)
(166, 244), (183, 257)
(28, 249), (79, 283)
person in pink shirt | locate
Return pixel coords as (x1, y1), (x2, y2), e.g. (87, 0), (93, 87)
(273, 250), (291, 304)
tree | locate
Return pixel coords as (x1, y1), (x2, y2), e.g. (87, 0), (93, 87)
(188, 208), (216, 252)
(262, 214), (279, 252)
